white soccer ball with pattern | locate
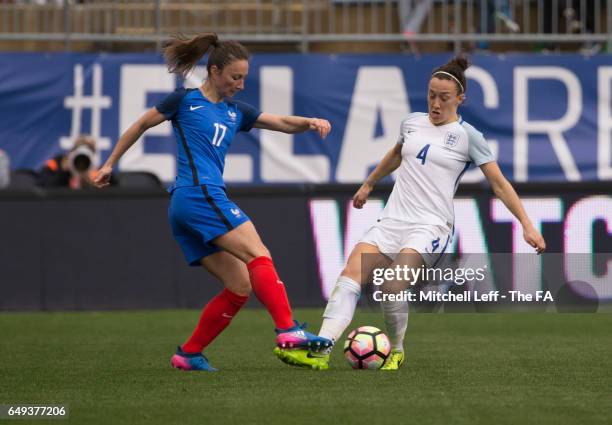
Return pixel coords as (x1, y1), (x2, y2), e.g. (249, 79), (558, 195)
(343, 326), (391, 369)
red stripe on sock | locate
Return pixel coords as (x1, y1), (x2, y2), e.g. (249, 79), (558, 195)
(181, 288), (248, 354)
(247, 256), (294, 329)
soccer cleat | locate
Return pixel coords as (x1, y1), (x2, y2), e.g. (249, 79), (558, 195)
(171, 346), (218, 372)
(275, 321), (333, 349)
(380, 350), (405, 371)
(273, 347), (330, 371)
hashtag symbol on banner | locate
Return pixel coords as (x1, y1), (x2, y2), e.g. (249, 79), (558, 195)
(59, 64), (112, 167)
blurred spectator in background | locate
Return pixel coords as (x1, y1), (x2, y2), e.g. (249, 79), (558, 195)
(480, 0), (519, 33)
(398, 0), (434, 53)
(476, 0), (519, 50)
(542, 1), (601, 54)
(399, 0), (434, 35)
(37, 135), (114, 189)
(566, 0), (602, 55)
(0, 149), (9, 189)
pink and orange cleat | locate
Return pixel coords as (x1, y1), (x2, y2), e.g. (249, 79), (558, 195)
(275, 321), (333, 349)
(171, 346), (218, 372)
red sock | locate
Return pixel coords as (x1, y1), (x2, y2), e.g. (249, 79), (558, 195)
(247, 256), (294, 330)
(181, 288), (249, 354)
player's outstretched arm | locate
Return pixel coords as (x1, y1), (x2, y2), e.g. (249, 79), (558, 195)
(94, 108), (166, 188)
(253, 113), (331, 139)
(353, 144), (402, 209)
(480, 161), (546, 254)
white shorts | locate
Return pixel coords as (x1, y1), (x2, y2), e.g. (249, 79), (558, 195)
(359, 218), (452, 267)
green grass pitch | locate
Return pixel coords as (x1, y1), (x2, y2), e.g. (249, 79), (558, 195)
(1, 309), (611, 425)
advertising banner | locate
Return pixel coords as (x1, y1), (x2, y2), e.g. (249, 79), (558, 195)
(1, 53), (611, 183)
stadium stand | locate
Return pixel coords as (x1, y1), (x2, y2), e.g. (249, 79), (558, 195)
(0, 1), (608, 53)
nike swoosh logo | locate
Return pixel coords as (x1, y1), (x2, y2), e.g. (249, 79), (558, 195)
(190, 105), (204, 111)
(222, 313), (233, 319)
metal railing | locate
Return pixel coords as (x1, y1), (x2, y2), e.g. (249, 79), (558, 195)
(0, 0), (610, 52)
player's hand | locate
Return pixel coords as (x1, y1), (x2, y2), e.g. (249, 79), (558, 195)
(353, 183), (373, 209)
(523, 225), (546, 254)
(78, 170), (96, 188)
(93, 165), (113, 188)
(308, 118), (331, 139)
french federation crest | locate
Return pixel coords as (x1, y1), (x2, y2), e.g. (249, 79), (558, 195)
(228, 110), (237, 121)
(444, 132), (460, 148)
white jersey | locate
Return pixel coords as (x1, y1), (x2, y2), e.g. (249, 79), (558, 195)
(380, 112), (495, 230)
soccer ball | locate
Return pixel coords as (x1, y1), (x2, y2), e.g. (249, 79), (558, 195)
(343, 326), (391, 369)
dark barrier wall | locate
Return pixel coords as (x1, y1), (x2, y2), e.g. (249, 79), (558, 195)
(0, 188), (324, 311)
(0, 184), (610, 311)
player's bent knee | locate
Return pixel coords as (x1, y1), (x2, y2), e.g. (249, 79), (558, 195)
(244, 246), (272, 263)
(256, 247), (272, 260)
(340, 268), (362, 285)
(221, 270), (252, 296)
(231, 281), (252, 297)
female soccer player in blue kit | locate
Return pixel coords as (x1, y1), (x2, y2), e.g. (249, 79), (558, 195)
(94, 33), (332, 371)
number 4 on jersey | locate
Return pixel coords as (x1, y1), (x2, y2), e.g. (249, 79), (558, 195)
(416, 144), (430, 165)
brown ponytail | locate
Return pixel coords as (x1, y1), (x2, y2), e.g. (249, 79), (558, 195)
(162, 33), (249, 79)
(432, 56), (470, 94)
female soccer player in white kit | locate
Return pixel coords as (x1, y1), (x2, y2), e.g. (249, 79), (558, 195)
(274, 56), (546, 370)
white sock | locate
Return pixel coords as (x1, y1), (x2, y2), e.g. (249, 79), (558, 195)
(381, 299), (409, 352)
(319, 276), (361, 343)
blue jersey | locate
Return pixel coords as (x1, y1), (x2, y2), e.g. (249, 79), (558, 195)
(156, 88), (261, 188)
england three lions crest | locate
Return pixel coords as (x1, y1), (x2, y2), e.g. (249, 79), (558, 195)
(444, 132), (460, 148)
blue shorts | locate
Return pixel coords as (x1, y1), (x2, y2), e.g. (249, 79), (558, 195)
(168, 184), (250, 266)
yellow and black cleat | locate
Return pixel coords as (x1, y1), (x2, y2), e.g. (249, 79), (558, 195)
(273, 346), (330, 371)
(380, 350), (405, 371)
